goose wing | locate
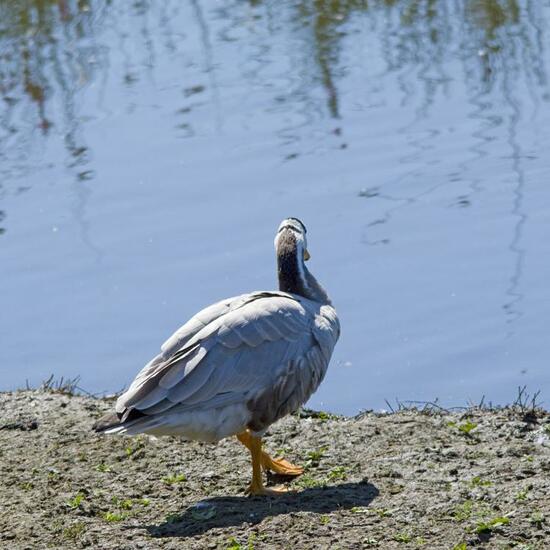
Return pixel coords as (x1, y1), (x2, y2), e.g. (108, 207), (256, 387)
(115, 291), (339, 428)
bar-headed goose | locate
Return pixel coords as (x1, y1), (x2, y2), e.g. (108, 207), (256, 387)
(94, 217), (339, 496)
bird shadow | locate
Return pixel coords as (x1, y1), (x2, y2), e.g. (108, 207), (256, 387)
(144, 479), (379, 538)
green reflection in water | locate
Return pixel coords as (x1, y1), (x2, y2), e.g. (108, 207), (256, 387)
(0, 0), (542, 134)
(0, 0), (547, 232)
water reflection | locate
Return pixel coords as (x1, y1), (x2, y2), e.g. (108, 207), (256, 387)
(1, 0), (549, 408)
(0, 0), (104, 182)
(0, 1), (546, 170)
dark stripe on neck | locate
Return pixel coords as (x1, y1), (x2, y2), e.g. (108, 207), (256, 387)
(277, 232), (308, 297)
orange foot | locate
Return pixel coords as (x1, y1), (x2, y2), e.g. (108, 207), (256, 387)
(261, 453), (304, 476)
(245, 482), (292, 496)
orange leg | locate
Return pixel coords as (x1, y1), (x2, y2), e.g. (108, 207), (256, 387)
(237, 431), (303, 476)
(236, 431), (301, 496)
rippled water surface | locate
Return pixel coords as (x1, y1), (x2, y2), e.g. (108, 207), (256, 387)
(1, 1), (549, 414)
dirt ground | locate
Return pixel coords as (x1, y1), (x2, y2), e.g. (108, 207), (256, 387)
(1, 390), (549, 550)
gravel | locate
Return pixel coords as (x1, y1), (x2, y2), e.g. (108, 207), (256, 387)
(1, 390), (549, 549)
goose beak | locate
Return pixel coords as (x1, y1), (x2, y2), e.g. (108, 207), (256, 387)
(304, 249), (311, 261)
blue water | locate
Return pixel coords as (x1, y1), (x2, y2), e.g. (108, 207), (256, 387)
(1, 1), (549, 414)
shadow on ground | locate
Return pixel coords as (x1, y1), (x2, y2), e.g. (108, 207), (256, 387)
(144, 480), (379, 538)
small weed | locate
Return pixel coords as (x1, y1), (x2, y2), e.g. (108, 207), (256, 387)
(227, 538), (242, 550)
(529, 512), (545, 528)
(274, 447), (289, 458)
(320, 515), (330, 524)
(138, 498), (150, 506)
(458, 421), (477, 435)
(47, 469), (60, 482)
(102, 511), (127, 522)
(95, 463), (112, 473)
(452, 544), (467, 550)
(305, 447), (327, 468)
(112, 496), (133, 510)
(62, 522), (86, 541)
(162, 473), (187, 484)
(39, 374), (81, 395)
(226, 534), (256, 550)
(68, 492), (85, 509)
(475, 516), (509, 534)
(515, 487), (530, 501)
(513, 386), (542, 415)
(327, 466), (347, 481)
(299, 408), (339, 421)
(469, 476), (492, 488)
(393, 532), (412, 543)
(371, 508), (393, 518)
(296, 474), (325, 489)
(125, 437), (145, 458)
(350, 506), (369, 514)
(20, 481), (33, 491)
(415, 537), (426, 546)
(453, 500), (474, 521)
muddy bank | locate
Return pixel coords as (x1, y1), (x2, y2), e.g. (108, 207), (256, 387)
(1, 390), (549, 549)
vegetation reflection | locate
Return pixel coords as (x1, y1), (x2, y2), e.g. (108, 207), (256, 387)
(0, 0), (548, 233)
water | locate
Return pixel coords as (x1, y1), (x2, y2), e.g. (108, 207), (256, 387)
(1, 0), (549, 415)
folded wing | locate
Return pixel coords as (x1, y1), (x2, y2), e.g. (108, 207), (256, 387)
(114, 292), (338, 429)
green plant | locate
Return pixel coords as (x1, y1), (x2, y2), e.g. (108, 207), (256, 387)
(227, 538), (242, 550)
(458, 421), (477, 435)
(305, 447), (327, 468)
(393, 532), (412, 543)
(162, 473), (187, 484)
(102, 511), (127, 522)
(469, 476), (492, 488)
(529, 512), (545, 528)
(68, 492), (85, 509)
(452, 543), (467, 550)
(515, 487), (529, 501)
(371, 508), (393, 518)
(274, 447), (289, 458)
(327, 466), (347, 481)
(62, 522), (86, 541)
(95, 463), (111, 473)
(125, 437), (145, 458)
(296, 474), (325, 489)
(111, 496), (133, 510)
(475, 516), (509, 534)
(453, 500), (474, 522)
(226, 534), (256, 550)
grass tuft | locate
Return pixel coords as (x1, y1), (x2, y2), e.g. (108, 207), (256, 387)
(162, 473), (187, 484)
(475, 516), (510, 534)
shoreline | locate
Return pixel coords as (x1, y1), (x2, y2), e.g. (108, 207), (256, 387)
(1, 390), (549, 549)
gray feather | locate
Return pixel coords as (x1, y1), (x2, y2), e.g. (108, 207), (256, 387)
(113, 291), (339, 435)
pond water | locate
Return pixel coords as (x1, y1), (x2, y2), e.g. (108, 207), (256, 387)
(1, 0), (549, 414)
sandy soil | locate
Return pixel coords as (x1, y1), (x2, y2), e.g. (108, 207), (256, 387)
(1, 390), (549, 549)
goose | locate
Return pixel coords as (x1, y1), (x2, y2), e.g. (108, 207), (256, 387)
(93, 217), (340, 496)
